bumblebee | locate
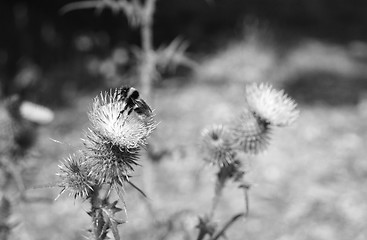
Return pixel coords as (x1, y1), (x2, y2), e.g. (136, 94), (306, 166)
(117, 86), (152, 119)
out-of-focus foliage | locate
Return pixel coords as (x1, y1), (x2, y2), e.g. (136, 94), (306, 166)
(2, 0), (367, 103)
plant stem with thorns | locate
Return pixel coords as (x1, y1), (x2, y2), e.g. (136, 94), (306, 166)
(89, 185), (107, 240)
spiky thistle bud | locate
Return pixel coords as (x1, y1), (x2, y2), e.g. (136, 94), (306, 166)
(57, 152), (94, 199)
(229, 108), (271, 154)
(83, 129), (140, 186)
(245, 83), (299, 127)
(201, 125), (235, 166)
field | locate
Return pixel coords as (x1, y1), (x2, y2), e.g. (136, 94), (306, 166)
(3, 36), (367, 240)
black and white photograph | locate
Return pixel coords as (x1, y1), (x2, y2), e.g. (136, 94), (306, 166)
(0, 1), (366, 240)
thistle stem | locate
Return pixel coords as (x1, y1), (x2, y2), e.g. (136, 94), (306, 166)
(243, 187), (250, 217)
(196, 176), (226, 240)
(196, 230), (207, 240)
(209, 178), (225, 219)
(211, 213), (245, 240)
(90, 185), (108, 240)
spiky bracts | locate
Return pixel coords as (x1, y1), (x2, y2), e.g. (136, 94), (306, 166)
(57, 152), (93, 199)
(83, 129), (140, 186)
(229, 108), (271, 154)
(88, 198), (125, 240)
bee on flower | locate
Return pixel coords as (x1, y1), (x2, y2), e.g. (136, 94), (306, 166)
(83, 87), (157, 187)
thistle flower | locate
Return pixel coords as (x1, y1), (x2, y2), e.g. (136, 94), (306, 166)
(229, 109), (271, 154)
(245, 83), (299, 127)
(57, 152), (93, 199)
(83, 88), (156, 186)
(88, 89), (156, 149)
(201, 125), (235, 166)
(83, 128), (140, 186)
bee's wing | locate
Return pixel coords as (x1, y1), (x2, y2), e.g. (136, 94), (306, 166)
(135, 99), (152, 114)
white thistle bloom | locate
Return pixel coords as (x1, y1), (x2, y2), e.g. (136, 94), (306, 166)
(245, 83), (299, 127)
(88, 89), (156, 149)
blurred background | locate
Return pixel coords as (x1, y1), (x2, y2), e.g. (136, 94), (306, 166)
(1, 0), (367, 240)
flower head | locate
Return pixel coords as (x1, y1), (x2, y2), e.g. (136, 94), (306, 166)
(57, 152), (93, 199)
(201, 125), (235, 166)
(245, 83), (299, 126)
(229, 109), (271, 154)
(83, 128), (140, 185)
(88, 89), (156, 149)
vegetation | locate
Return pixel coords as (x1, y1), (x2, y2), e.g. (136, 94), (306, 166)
(1, 1), (367, 240)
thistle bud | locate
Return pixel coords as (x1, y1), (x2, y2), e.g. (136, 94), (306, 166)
(201, 125), (235, 166)
(57, 152), (93, 199)
(229, 109), (271, 154)
(83, 128), (140, 186)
